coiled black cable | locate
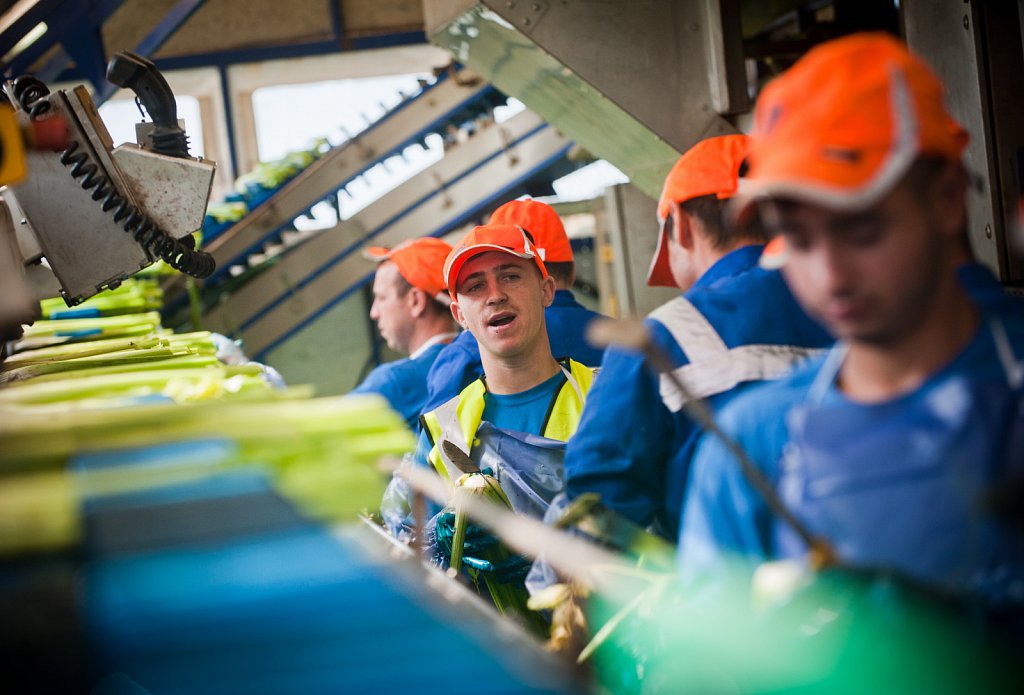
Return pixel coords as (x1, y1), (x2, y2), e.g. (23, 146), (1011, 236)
(11, 75), (52, 118)
(11, 74), (215, 279)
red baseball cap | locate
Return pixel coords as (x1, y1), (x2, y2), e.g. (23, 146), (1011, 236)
(648, 134), (751, 287)
(734, 32), (968, 221)
(364, 236), (453, 300)
(488, 198), (573, 263)
(444, 224), (548, 299)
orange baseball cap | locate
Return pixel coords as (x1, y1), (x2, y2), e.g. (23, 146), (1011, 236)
(648, 134), (751, 287)
(444, 224), (548, 299)
(364, 236), (453, 300)
(488, 198), (573, 263)
(734, 32), (968, 221)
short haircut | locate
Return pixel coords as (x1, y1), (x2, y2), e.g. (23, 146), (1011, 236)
(904, 155), (958, 201)
(393, 271), (449, 316)
(681, 194), (769, 248)
(544, 260), (575, 287)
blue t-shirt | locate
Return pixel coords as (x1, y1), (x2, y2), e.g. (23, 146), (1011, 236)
(351, 341), (447, 431)
(411, 370), (567, 471)
(482, 370), (566, 436)
(421, 290), (604, 414)
(679, 310), (1024, 604)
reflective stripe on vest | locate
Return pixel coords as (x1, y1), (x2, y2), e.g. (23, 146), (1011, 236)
(648, 296), (826, 412)
(422, 359), (595, 483)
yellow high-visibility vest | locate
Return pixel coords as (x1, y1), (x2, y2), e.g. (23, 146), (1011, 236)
(420, 359), (595, 483)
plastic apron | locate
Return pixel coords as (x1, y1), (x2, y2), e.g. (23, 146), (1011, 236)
(451, 362), (584, 519)
(777, 318), (1024, 604)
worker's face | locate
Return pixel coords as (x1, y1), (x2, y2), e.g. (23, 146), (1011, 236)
(763, 180), (954, 347)
(369, 262), (416, 354)
(450, 252), (555, 360)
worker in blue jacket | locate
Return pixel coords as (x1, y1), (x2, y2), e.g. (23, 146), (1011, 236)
(563, 135), (833, 539)
(678, 34), (1024, 613)
(421, 199), (604, 414)
(351, 237), (458, 430)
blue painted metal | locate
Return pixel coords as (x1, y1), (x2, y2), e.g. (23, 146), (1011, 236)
(149, 40), (346, 72)
(57, 25), (107, 91)
(93, 0), (208, 104)
(237, 121), (554, 333)
(347, 31), (426, 51)
(218, 64), (240, 181)
(328, 0), (343, 41)
(206, 77), (497, 281)
(206, 80), (495, 280)
(252, 142), (574, 361)
(37, 0), (125, 81)
(0, 0), (68, 59)
(5, 0), (92, 78)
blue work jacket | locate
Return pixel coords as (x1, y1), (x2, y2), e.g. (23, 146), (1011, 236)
(351, 340), (448, 431)
(679, 303), (1024, 606)
(564, 245), (833, 538)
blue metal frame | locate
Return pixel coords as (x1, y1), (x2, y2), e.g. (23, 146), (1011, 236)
(237, 121), (553, 333)
(218, 64), (240, 179)
(208, 76), (496, 280)
(0, 0), (73, 61)
(93, 0), (209, 104)
(253, 143), (574, 362)
(4, 0), (106, 80)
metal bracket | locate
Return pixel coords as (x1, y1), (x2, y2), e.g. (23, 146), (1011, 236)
(431, 171), (455, 209)
(489, 0), (551, 34)
(498, 126), (520, 166)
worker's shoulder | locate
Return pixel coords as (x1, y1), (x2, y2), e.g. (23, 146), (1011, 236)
(546, 292), (605, 322)
(689, 264), (794, 310)
(352, 356), (413, 394)
(713, 356), (824, 433)
(435, 330), (479, 359)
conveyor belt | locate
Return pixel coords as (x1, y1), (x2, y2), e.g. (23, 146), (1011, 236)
(81, 471), (579, 694)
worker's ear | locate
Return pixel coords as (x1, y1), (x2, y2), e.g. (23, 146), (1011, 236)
(450, 298), (467, 329)
(668, 200), (695, 251)
(540, 274), (556, 308)
(928, 161), (969, 243)
(407, 287), (428, 318)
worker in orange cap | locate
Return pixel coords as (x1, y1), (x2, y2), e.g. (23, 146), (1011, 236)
(420, 198), (605, 414)
(351, 237), (458, 429)
(679, 34), (1024, 613)
(381, 224), (596, 575)
(562, 134), (832, 539)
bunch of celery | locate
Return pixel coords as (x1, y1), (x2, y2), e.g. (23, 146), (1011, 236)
(449, 472), (549, 637)
(0, 334), (218, 385)
(0, 363), (270, 407)
(15, 312), (164, 351)
(39, 278), (163, 319)
(0, 393), (415, 555)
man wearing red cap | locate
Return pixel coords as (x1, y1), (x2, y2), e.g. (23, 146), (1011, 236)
(351, 237), (458, 429)
(382, 224), (595, 562)
(563, 134), (832, 539)
(420, 198), (605, 414)
(679, 34), (1024, 611)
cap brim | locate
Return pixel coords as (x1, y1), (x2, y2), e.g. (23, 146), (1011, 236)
(445, 244), (538, 298)
(758, 236), (790, 270)
(646, 219), (676, 288)
(362, 246), (391, 262)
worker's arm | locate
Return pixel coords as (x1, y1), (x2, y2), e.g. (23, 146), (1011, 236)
(676, 384), (794, 585)
(563, 335), (678, 533)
